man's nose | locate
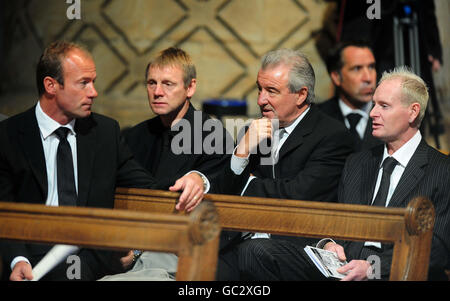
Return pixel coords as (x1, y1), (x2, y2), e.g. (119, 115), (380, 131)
(89, 83), (98, 98)
(362, 67), (374, 83)
(154, 83), (164, 96)
(257, 90), (268, 107)
(369, 105), (378, 118)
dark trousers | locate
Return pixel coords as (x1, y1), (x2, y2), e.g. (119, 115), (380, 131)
(216, 238), (328, 281)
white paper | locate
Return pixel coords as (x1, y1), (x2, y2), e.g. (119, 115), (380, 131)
(31, 244), (80, 281)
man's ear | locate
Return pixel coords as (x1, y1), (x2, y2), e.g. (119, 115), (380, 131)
(186, 78), (197, 98)
(330, 71), (342, 87)
(43, 76), (58, 95)
(296, 87), (308, 105)
(409, 102), (421, 124)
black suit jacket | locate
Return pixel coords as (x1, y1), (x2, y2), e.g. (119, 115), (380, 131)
(122, 103), (233, 193)
(0, 106), (158, 280)
(215, 105), (354, 247)
(338, 140), (450, 280)
(318, 96), (382, 151)
(122, 104), (235, 250)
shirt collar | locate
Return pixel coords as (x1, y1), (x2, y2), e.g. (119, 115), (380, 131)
(35, 101), (76, 140)
(381, 130), (422, 168)
(338, 98), (371, 119)
(282, 105), (310, 136)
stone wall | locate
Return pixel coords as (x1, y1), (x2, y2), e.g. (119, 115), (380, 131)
(0, 0), (448, 150)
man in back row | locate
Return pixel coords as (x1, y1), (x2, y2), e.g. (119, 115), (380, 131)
(319, 41), (381, 151)
(0, 41), (205, 281)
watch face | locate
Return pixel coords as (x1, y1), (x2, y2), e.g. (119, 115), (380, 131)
(133, 250), (142, 257)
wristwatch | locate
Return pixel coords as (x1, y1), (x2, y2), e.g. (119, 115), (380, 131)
(198, 172), (208, 191)
(132, 250), (143, 263)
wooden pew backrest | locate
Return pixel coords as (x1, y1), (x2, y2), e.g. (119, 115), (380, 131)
(0, 200), (220, 280)
(115, 187), (435, 281)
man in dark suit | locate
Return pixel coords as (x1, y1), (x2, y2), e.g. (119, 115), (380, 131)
(319, 41), (381, 151)
(100, 47), (232, 280)
(215, 49), (354, 280)
(237, 67), (449, 281)
(0, 41), (205, 281)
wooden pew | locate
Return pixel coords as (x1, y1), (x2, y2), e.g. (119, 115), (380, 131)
(115, 187), (435, 281)
(0, 200), (220, 281)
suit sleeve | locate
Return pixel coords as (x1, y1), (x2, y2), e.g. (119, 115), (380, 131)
(114, 121), (159, 189)
(0, 121), (31, 269)
(427, 160), (450, 278)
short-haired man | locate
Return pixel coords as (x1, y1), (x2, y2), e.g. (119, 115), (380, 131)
(100, 47), (232, 280)
(122, 47), (230, 210)
(319, 41), (381, 151)
(0, 41), (204, 281)
(238, 67), (450, 280)
(215, 49), (354, 280)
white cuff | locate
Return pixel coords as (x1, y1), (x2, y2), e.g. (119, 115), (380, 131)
(240, 175), (256, 196)
(316, 238), (336, 249)
(11, 256), (31, 270)
(231, 146), (250, 175)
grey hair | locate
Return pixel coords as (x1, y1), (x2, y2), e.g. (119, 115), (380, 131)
(261, 49), (315, 104)
(378, 66), (428, 127)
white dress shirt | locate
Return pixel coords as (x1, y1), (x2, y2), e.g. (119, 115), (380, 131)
(338, 99), (371, 139)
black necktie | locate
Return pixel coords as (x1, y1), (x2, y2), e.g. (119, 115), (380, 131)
(347, 113), (362, 150)
(372, 157), (398, 207)
(55, 127), (77, 206)
(347, 113), (362, 139)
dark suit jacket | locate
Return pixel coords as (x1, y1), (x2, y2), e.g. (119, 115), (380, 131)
(318, 96), (382, 151)
(122, 103), (233, 193)
(122, 104), (235, 250)
(338, 140), (450, 280)
(215, 105), (354, 248)
(0, 106), (158, 280)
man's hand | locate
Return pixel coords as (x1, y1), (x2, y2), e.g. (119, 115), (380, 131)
(120, 251), (135, 270)
(10, 261), (33, 281)
(428, 55), (441, 72)
(235, 118), (272, 158)
(323, 242), (370, 281)
(169, 172), (204, 212)
(323, 241), (346, 261)
(337, 260), (371, 281)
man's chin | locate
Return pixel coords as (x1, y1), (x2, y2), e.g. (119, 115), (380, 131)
(261, 111), (274, 119)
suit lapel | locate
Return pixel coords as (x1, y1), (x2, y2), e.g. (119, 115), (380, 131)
(388, 140), (428, 208)
(277, 106), (317, 160)
(75, 116), (97, 207)
(18, 107), (48, 199)
(362, 146), (383, 205)
(330, 97), (346, 123)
